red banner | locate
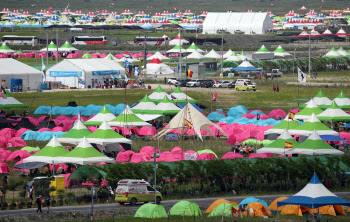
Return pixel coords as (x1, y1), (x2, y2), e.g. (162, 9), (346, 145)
(211, 93), (217, 102)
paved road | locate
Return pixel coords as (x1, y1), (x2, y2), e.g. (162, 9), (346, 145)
(1, 192), (350, 216)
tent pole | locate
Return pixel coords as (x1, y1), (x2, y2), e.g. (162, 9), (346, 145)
(312, 204), (315, 222)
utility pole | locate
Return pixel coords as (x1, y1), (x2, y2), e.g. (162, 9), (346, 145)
(46, 32), (48, 65)
(56, 29), (59, 64)
(179, 29), (182, 77)
(220, 32), (224, 77)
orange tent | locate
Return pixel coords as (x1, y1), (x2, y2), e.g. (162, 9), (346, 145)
(269, 196), (289, 211)
(314, 205), (346, 216)
(280, 205), (312, 216)
(242, 202), (271, 217)
(205, 199), (238, 214)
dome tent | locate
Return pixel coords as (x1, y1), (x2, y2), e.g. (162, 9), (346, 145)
(205, 199), (239, 213)
(134, 203), (167, 218)
(169, 201), (202, 216)
(208, 203), (239, 217)
(145, 58), (174, 75)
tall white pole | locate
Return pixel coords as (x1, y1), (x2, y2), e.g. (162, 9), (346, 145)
(308, 33), (311, 80)
(179, 29), (182, 77)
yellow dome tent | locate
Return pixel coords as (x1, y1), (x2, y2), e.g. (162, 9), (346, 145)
(242, 202), (271, 217)
(313, 205), (346, 216)
(281, 205), (312, 216)
(269, 196), (289, 211)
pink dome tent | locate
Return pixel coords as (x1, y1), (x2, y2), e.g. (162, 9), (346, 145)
(0, 148), (12, 161)
(0, 162), (10, 175)
(130, 153), (152, 163)
(6, 150), (31, 162)
(226, 135), (236, 145)
(183, 150), (200, 160)
(221, 152), (244, 159)
(171, 147), (183, 160)
(268, 109), (287, 119)
(116, 150), (135, 162)
(158, 152), (178, 162)
(138, 126), (157, 136)
(199, 153), (216, 160)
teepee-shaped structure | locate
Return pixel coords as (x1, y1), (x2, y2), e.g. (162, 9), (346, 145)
(105, 53), (120, 62)
(231, 59), (261, 72)
(40, 41), (58, 52)
(155, 103), (227, 140)
(317, 101), (350, 122)
(145, 58), (174, 75)
(132, 95), (158, 114)
(264, 116), (301, 135)
(86, 120), (132, 145)
(57, 118), (92, 144)
(0, 43), (15, 53)
(255, 45), (270, 53)
(59, 41), (78, 52)
(273, 45), (292, 57)
(289, 113), (339, 136)
(56, 137), (115, 164)
(337, 46), (349, 56)
(108, 107), (151, 127)
(286, 130), (343, 155)
(225, 51), (241, 62)
(186, 42), (204, 53)
(169, 33), (189, 45)
(148, 85), (170, 103)
(83, 105), (116, 126)
(184, 50), (206, 60)
(166, 45), (187, 53)
(205, 49), (221, 59)
(333, 91), (350, 110)
(0, 90), (28, 109)
(171, 86), (198, 103)
(258, 129), (299, 154)
(294, 99), (324, 120)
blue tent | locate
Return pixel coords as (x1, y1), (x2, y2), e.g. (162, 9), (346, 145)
(34, 106), (51, 115)
(21, 131), (40, 141)
(207, 112), (225, 121)
(227, 105), (248, 118)
(278, 174), (350, 209)
(239, 197), (270, 212)
(230, 59), (262, 72)
(178, 103), (202, 111)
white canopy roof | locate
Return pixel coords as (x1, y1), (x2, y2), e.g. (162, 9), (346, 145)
(205, 49), (221, 59)
(147, 51), (170, 60)
(185, 50), (205, 60)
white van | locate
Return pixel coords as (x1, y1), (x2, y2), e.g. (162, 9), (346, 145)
(115, 179), (162, 205)
(235, 79), (256, 91)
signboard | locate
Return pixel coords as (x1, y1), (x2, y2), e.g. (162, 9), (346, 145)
(50, 71), (82, 77)
(184, 153), (197, 161)
(92, 70), (120, 76)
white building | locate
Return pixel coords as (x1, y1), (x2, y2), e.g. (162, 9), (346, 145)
(46, 58), (125, 88)
(202, 12), (273, 35)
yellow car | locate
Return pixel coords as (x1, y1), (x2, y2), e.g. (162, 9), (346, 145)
(235, 79), (256, 91)
(115, 179), (162, 205)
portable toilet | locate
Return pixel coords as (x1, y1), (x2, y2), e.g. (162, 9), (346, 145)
(11, 78), (23, 92)
(50, 176), (65, 196)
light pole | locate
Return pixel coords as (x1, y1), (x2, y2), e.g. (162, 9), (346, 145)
(143, 31), (147, 73)
(179, 28), (182, 77)
(154, 147), (159, 204)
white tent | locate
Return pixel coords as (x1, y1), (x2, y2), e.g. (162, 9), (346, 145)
(145, 58), (174, 75)
(185, 50), (206, 60)
(0, 58), (42, 91)
(202, 12), (273, 34)
(169, 34), (189, 45)
(205, 49), (221, 59)
(147, 51), (170, 60)
(46, 59), (125, 88)
(223, 49), (233, 58)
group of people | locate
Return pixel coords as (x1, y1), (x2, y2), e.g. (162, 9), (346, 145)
(231, 145), (255, 154)
(272, 84), (280, 93)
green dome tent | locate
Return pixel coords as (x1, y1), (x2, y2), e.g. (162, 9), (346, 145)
(82, 54), (92, 59)
(208, 203), (239, 217)
(197, 149), (218, 159)
(169, 201), (202, 216)
(134, 203), (167, 218)
(68, 165), (107, 181)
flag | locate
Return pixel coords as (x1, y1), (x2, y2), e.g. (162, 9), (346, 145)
(187, 69), (193, 78)
(78, 76), (85, 85)
(288, 111), (295, 120)
(1, 80), (5, 84)
(211, 93), (217, 102)
(256, 113), (260, 120)
(124, 60), (130, 76)
(135, 67), (139, 78)
(0, 92), (6, 99)
(110, 3), (115, 7)
(184, 119), (192, 128)
(297, 67), (307, 84)
(285, 141), (293, 148)
(214, 78), (218, 85)
(171, 94), (177, 101)
(41, 56), (46, 82)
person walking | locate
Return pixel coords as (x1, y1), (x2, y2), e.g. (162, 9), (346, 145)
(29, 186), (34, 201)
(273, 85), (276, 93)
(276, 84), (279, 93)
(45, 196), (51, 213)
(36, 195), (42, 213)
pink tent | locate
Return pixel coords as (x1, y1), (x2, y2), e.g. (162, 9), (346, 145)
(26, 117), (40, 126)
(51, 127), (67, 132)
(6, 150), (31, 162)
(340, 131), (350, 144)
(249, 109), (263, 114)
(209, 125), (226, 136)
(227, 128), (244, 136)
(278, 154), (292, 157)
(0, 162), (10, 174)
(49, 163), (68, 171)
(140, 146), (159, 154)
(38, 116), (48, 123)
(99, 53), (108, 58)
(67, 53), (79, 58)
(64, 173), (71, 187)
(248, 153), (270, 158)
(91, 53), (100, 58)
(221, 152), (244, 159)
(38, 128), (51, 132)
(268, 109), (287, 119)
(138, 126), (157, 136)
(130, 153), (152, 163)
(241, 114), (256, 119)
(56, 115), (67, 121)
(199, 153), (216, 160)
(259, 114), (270, 120)
(115, 54), (124, 59)
(57, 119), (74, 129)
(6, 137), (27, 147)
(72, 115), (88, 122)
(116, 150), (135, 162)
(183, 150), (200, 160)
(158, 151), (178, 162)
(88, 126), (98, 132)
(0, 128), (16, 138)
(288, 108), (299, 116)
(0, 148), (12, 161)
(171, 147), (183, 160)
(184, 128), (197, 135)
(226, 135), (236, 145)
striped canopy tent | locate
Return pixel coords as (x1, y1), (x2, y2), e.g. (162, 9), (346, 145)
(294, 99), (324, 121)
(278, 174), (350, 209)
(258, 129), (299, 154)
(289, 113), (339, 136)
(205, 49), (221, 59)
(285, 129), (343, 155)
(186, 43), (204, 53)
(264, 116), (302, 135)
(337, 46), (349, 56)
(273, 45), (292, 57)
(223, 49), (233, 58)
(0, 90), (28, 109)
(108, 106), (151, 127)
(148, 85), (170, 103)
(299, 90), (332, 109)
(40, 41), (58, 52)
(83, 105), (116, 126)
(0, 43), (15, 53)
(332, 91), (350, 110)
(317, 101), (350, 122)
(57, 118), (92, 144)
(153, 96), (181, 115)
(255, 45), (270, 53)
(59, 41), (78, 52)
(86, 120), (132, 145)
(132, 94), (158, 114)
(322, 47), (341, 58)
(170, 86), (198, 103)
(56, 137), (115, 165)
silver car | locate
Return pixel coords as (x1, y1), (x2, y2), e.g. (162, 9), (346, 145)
(213, 80), (231, 88)
(186, 80), (202, 87)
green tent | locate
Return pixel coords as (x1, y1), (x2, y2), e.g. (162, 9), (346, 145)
(58, 119), (92, 144)
(197, 149), (218, 159)
(67, 165), (107, 181)
(333, 91), (350, 110)
(288, 130), (344, 155)
(273, 45), (292, 57)
(134, 203), (167, 218)
(258, 129), (299, 154)
(23, 136), (69, 164)
(169, 201), (202, 216)
(0, 43), (15, 53)
(186, 42), (204, 53)
(59, 41), (78, 52)
(20, 146), (40, 152)
(171, 86), (198, 103)
(208, 203), (239, 217)
(323, 47), (342, 58)
(83, 105), (116, 126)
(40, 41), (58, 52)
(295, 99), (324, 121)
(132, 95), (158, 114)
(264, 116), (301, 134)
(256, 45), (270, 53)
(0, 90), (29, 109)
(153, 96), (181, 115)
(166, 45), (187, 53)
(108, 106), (152, 127)
(148, 85), (170, 103)
(242, 139), (263, 146)
(82, 54), (92, 59)
(317, 101), (350, 122)
(337, 46), (349, 56)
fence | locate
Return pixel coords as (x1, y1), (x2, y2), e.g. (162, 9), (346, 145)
(168, 210), (196, 222)
(87, 214), (115, 222)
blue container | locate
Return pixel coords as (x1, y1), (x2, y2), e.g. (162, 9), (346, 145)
(10, 78), (23, 92)
(41, 83), (48, 90)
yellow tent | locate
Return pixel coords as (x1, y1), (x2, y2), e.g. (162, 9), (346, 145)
(313, 205), (346, 216)
(269, 196), (289, 211)
(281, 205), (312, 217)
(242, 202), (271, 217)
(205, 199), (238, 214)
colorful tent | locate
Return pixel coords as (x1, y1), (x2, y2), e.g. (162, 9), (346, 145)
(204, 49), (221, 59)
(169, 34), (189, 45)
(332, 91), (350, 110)
(294, 99), (324, 121)
(317, 101), (350, 122)
(145, 58), (174, 75)
(0, 43), (15, 53)
(313, 205), (346, 216)
(230, 59), (261, 72)
(299, 90), (332, 109)
(108, 106), (151, 127)
(289, 113), (339, 136)
(148, 85), (170, 103)
(57, 118), (92, 144)
(146, 51), (169, 60)
(166, 45), (187, 53)
(0, 90), (29, 109)
(170, 86), (198, 103)
(322, 47), (341, 58)
(56, 137), (115, 164)
(184, 50), (206, 60)
(242, 202), (272, 217)
(59, 41), (78, 52)
(153, 96), (181, 115)
(258, 129), (298, 154)
(186, 42), (204, 53)
(264, 116), (301, 135)
(208, 203), (239, 217)
(286, 129), (343, 155)
(280, 205), (312, 216)
(278, 174), (350, 209)
(205, 199), (238, 214)
(83, 105), (116, 126)
(134, 203), (167, 218)
(40, 41), (58, 52)
(132, 95), (158, 114)
(269, 196), (289, 211)
(273, 45), (292, 57)
(255, 45), (270, 53)
(239, 197), (270, 211)
(86, 121), (132, 145)
(223, 49), (233, 58)
(337, 46), (349, 56)
(169, 201), (202, 216)
(197, 149), (218, 159)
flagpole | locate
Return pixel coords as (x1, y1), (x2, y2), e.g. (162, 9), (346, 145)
(179, 29), (182, 77)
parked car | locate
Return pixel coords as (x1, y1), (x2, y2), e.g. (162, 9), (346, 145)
(217, 29), (230, 34)
(202, 42), (217, 47)
(175, 79), (192, 87)
(235, 79), (256, 91)
(234, 30), (245, 34)
(168, 78), (178, 85)
(213, 80), (231, 88)
(266, 69), (283, 77)
(186, 79), (203, 87)
(228, 80), (237, 88)
(200, 79), (215, 88)
(115, 179), (162, 205)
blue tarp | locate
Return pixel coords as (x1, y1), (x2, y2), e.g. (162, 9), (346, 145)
(21, 131), (40, 141)
(320, 135), (346, 142)
(34, 106), (51, 115)
(207, 112), (225, 122)
(177, 103), (202, 111)
(227, 105), (249, 118)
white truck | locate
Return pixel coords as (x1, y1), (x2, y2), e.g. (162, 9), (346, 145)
(266, 69), (283, 77)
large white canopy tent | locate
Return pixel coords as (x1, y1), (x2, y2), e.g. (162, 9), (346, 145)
(145, 58), (174, 75)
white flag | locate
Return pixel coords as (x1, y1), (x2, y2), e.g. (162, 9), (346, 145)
(297, 67), (307, 84)
(41, 56), (46, 82)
